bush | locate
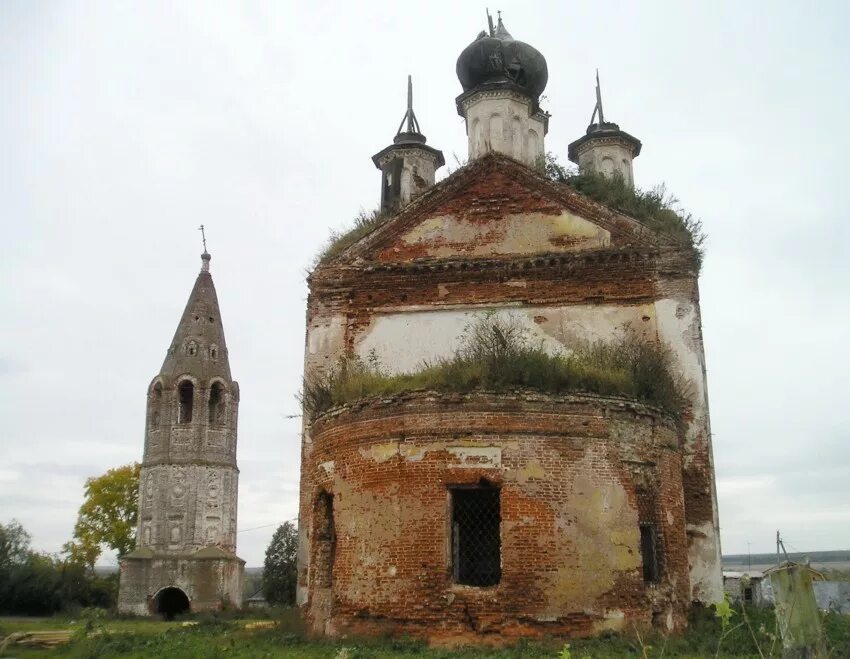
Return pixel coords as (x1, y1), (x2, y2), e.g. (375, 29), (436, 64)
(303, 314), (689, 423)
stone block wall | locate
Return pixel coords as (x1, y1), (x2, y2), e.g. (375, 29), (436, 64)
(118, 552), (244, 615)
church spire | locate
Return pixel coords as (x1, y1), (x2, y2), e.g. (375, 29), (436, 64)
(568, 70), (642, 188)
(159, 249), (231, 382)
(590, 69), (605, 125)
(372, 76), (444, 213)
(395, 75), (421, 138)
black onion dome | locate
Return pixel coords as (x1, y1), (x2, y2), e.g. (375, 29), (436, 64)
(456, 19), (548, 101)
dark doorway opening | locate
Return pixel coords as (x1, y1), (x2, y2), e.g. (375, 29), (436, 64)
(155, 587), (190, 620)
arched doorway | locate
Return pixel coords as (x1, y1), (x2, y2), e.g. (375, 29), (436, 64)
(153, 587), (190, 620)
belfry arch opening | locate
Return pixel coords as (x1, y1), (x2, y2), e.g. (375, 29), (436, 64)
(150, 382), (163, 426)
(153, 586), (190, 620)
(209, 382), (225, 424)
(178, 380), (194, 423)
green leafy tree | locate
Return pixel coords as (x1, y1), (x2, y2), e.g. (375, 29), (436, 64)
(263, 521), (298, 605)
(64, 463), (140, 568)
(0, 519), (118, 614)
(0, 519), (31, 568)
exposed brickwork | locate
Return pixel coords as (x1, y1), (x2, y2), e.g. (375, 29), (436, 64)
(299, 154), (721, 635)
(300, 392), (691, 643)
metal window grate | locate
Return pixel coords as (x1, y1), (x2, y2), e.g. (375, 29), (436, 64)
(451, 487), (501, 586)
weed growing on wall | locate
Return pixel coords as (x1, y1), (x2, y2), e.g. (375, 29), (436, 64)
(540, 152), (706, 269)
(302, 314), (690, 422)
(314, 209), (388, 266)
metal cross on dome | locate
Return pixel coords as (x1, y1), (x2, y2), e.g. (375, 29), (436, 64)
(198, 224), (207, 252)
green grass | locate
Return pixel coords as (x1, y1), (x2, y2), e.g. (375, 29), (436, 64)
(303, 315), (688, 423)
(314, 209), (388, 266)
(541, 152), (705, 269)
(4, 605), (849, 658)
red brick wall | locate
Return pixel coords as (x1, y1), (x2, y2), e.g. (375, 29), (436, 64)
(300, 392), (691, 643)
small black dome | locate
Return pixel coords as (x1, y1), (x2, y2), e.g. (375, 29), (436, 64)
(456, 19), (548, 101)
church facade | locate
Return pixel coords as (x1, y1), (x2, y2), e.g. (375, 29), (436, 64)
(297, 15), (721, 643)
(118, 251), (244, 617)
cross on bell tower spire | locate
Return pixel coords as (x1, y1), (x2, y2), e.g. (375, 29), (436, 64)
(198, 225), (211, 272)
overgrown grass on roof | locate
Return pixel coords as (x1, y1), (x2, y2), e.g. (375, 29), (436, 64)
(313, 153), (705, 269)
(302, 313), (690, 422)
(540, 152), (706, 268)
(314, 208), (387, 266)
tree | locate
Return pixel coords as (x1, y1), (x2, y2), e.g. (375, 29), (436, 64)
(0, 519), (118, 614)
(263, 521), (298, 605)
(0, 519), (31, 568)
(64, 463), (140, 568)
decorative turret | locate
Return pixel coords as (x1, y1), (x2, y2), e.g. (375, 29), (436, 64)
(372, 76), (444, 213)
(568, 71), (641, 187)
(455, 11), (549, 166)
(119, 235), (243, 618)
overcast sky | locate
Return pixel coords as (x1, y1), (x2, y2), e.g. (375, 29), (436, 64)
(1, 1), (848, 568)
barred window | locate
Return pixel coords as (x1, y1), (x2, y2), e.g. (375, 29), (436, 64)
(450, 484), (501, 586)
(640, 524), (660, 583)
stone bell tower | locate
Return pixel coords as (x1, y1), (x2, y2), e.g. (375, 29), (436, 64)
(119, 248), (244, 617)
(372, 76), (444, 213)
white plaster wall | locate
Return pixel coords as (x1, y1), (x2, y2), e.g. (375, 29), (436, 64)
(354, 304), (656, 374)
(306, 313), (347, 373)
(400, 152), (437, 205)
(378, 148), (440, 207)
(464, 93), (546, 166)
(577, 143), (635, 186)
(392, 211), (610, 259)
(655, 297), (723, 603)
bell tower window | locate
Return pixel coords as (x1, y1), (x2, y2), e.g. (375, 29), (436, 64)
(178, 381), (194, 424)
(208, 382), (225, 425)
(150, 382), (163, 426)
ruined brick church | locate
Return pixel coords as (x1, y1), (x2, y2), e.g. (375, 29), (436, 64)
(298, 15), (722, 641)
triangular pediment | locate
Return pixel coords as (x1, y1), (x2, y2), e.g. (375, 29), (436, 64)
(332, 153), (661, 266)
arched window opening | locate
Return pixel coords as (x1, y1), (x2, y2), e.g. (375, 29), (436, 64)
(178, 381), (194, 424)
(313, 491), (336, 589)
(150, 382), (163, 426)
(208, 382), (226, 425)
